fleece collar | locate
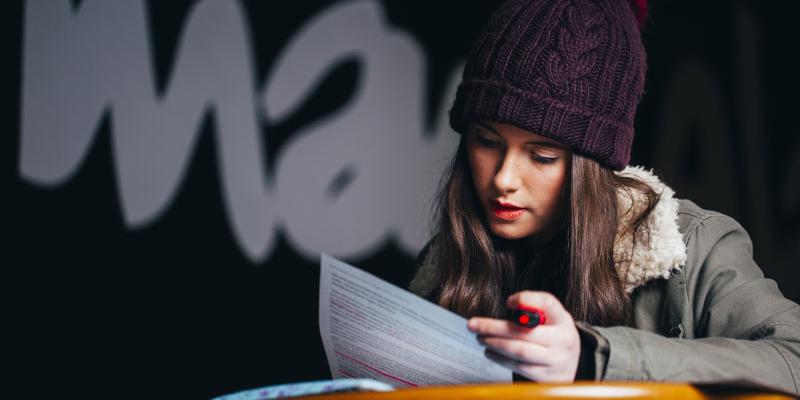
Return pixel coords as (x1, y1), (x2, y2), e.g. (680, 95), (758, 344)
(613, 166), (687, 292)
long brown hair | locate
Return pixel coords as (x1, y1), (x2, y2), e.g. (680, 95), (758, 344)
(428, 136), (657, 326)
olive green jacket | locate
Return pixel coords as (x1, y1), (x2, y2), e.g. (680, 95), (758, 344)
(408, 166), (800, 394)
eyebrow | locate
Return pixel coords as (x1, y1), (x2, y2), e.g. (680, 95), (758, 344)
(475, 121), (568, 150)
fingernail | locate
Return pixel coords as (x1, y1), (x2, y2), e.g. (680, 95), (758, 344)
(467, 319), (476, 330)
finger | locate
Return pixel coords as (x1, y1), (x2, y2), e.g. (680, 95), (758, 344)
(484, 349), (545, 373)
(469, 317), (562, 343)
(480, 336), (549, 364)
(484, 350), (554, 383)
(468, 317), (531, 338)
(515, 363), (553, 382)
(506, 291), (571, 325)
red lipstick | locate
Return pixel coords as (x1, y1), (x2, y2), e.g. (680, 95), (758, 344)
(490, 200), (526, 221)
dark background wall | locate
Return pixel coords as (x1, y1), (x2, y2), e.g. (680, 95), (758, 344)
(7, 1), (799, 399)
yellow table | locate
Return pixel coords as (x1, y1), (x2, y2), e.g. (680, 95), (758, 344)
(307, 382), (796, 400)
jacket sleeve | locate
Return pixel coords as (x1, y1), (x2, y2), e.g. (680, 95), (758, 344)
(581, 214), (800, 394)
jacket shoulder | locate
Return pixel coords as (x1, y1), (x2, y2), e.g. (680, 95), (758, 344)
(676, 199), (747, 245)
(673, 199), (773, 324)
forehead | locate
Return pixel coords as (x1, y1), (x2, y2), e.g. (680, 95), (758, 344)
(471, 120), (565, 147)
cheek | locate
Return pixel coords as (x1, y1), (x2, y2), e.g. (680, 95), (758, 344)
(533, 164), (569, 209)
(518, 160), (565, 202)
(467, 148), (494, 193)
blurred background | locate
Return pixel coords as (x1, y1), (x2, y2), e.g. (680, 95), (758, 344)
(6, 0), (799, 398)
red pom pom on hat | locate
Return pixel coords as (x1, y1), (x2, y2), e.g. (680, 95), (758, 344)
(627, 0), (648, 29)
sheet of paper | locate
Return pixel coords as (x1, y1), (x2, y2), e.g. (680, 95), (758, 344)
(319, 254), (512, 388)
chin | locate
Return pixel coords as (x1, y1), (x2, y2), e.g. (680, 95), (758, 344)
(489, 224), (532, 241)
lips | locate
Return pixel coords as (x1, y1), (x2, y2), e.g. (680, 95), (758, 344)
(490, 200), (527, 221)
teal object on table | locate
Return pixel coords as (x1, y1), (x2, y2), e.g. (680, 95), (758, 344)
(211, 378), (395, 400)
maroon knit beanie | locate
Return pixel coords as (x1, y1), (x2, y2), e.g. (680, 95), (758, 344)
(449, 0), (647, 170)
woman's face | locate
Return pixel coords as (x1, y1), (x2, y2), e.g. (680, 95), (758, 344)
(466, 121), (571, 241)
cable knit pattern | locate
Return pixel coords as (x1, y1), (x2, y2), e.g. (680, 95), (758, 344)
(546, 3), (604, 99)
(449, 0), (646, 170)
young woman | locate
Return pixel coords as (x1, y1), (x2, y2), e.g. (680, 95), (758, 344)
(408, 0), (800, 392)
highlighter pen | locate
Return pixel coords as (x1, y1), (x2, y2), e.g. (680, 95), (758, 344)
(513, 305), (547, 328)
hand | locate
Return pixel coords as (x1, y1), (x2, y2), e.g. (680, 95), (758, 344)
(467, 291), (580, 382)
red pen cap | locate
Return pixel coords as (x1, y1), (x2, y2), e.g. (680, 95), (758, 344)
(515, 304), (547, 325)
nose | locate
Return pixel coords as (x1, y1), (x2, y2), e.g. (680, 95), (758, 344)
(493, 150), (522, 194)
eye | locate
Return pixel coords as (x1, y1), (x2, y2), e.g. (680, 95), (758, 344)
(476, 134), (501, 148)
(531, 153), (558, 164)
